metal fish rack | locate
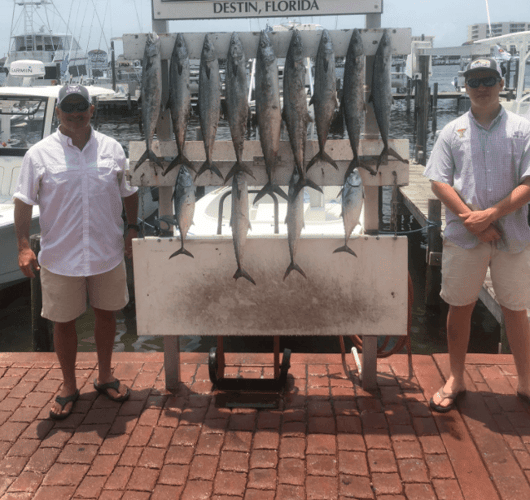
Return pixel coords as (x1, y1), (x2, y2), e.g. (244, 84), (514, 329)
(124, 28), (412, 395)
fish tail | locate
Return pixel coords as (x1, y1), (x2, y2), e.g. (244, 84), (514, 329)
(333, 245), (358, 257)
(163, 153), (195, 176)
(233, 267), (257, 285)
(169, 246), (194, 259)
(306, 150), (339, 172)
(133, 150), (149, 171)
(195, 161), (224, 181)
(387, 147), (409, 165)
(294, 178), (322, 199)
(283, 262), (307, 281)
(357, 158), (377, 177)
(224, 162), (256, 184)
(148, 149), (165, 170)
(253, 183), (289, 204)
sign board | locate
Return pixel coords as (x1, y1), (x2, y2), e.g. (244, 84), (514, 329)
(152, 0), (382, 20)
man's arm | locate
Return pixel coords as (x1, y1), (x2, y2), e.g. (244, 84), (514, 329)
(430, 180), (501, 242)
(14, 198), (39, 278)
(458, 178), (530, 233)
(122, 192), (139, 260)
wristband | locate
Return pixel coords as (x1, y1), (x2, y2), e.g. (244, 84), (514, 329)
(127, 223), (140, 232)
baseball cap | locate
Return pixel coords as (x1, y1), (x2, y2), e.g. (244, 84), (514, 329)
(463, 58), (502, 78)
(57, 84), (91, 107)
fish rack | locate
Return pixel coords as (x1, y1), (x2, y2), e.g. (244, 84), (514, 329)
(125, 28), (411, 394)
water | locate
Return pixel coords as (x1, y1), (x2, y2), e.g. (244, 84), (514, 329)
(3, 63), (526, 355)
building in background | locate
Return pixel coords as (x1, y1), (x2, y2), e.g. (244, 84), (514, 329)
(468, 22), (530, 53)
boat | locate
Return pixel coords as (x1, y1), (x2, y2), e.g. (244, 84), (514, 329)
(0, 83), (122, 288)
(4, 0), (89, 86)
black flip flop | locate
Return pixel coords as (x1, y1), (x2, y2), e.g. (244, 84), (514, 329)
(50, 389), (80, 420)
(429, 387), (466, 413)
(94, 378), (130, 403)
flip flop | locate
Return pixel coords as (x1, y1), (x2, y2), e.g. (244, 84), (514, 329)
(429, 387), (466, 413)
(94, 378), (130, 403)
(50, 389), (80, 420)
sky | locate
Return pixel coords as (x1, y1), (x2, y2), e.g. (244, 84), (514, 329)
(1, 0), (530, 59)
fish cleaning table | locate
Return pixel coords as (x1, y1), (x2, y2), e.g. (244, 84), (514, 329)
(126, 28), (411, 392)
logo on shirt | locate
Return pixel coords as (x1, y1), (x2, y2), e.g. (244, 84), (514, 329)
(456, 128), (466, 139)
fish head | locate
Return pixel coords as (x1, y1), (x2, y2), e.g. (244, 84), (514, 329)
(347, 29), (364, 59)
(201, 34), (217, 63)
(287, 29), (304, 64)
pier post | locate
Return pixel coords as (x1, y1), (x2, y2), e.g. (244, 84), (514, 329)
(111, 41), (116, 92)
(425, 199), (442, 307)
(432, 83), (438, 136)
(406, 78), (412, 114)
(415, 55), (430, 165)
(30, 235), (53, 352)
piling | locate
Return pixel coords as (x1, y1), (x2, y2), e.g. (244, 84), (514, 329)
(415, 55), (430, 165)
(424, 199), (442, 307)
(406, 78), (412, 114)
(432, 82), (438, 136)
(30, 235), (53, 352)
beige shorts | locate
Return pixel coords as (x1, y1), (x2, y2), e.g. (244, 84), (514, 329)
(40, 260), (129, 323)
(441, 240), (530, 311)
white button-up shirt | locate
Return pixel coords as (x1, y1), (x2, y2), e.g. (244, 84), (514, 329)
(13, 128), (138, 276)
(424, 108), (530, 253)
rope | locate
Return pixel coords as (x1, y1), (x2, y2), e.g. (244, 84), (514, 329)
(379, 219), (442, 236)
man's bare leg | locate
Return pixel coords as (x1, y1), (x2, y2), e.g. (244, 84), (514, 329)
(93, 307), (128, 399)
(51, 319), (78, 416)
(431, 302), (475, 409)
(502, 306), (530, 397)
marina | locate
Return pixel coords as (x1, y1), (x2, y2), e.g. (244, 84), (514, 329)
(2, 0), (530, 497)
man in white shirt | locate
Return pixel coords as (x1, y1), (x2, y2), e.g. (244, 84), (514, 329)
(14, 84), (139, 419)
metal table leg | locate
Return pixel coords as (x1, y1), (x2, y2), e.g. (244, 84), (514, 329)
(164, 336), (180, 391)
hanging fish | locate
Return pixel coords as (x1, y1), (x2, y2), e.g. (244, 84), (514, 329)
(284, 170), (306, 280)
(164, 33), (194, 176)
(333, 168), (363, 257)
(224, 32), (255, 183)
(369, 30), (408, 170)
(307, 29), (338, 172)
(253, 30), (287, 204)
(135, 32), (164, 172)
(230, 171), (255, 285)
(196, 34), (223, 181)
(164, 165), (195, 259)
(282, 29), (322, 198)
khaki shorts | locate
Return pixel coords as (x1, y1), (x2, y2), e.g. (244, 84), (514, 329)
(441, 240), (530, 311)
(40, 260), (129, 323)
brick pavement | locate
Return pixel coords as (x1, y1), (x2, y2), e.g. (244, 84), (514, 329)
(0, 351), (529, 499)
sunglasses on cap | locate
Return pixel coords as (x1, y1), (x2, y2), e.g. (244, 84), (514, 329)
(59, 101), (90, 113)
(466, 76), (501, 89)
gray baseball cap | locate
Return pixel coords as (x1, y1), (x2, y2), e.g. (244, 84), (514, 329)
(463, 58), (502, 78)
(58, 84), (91, 106)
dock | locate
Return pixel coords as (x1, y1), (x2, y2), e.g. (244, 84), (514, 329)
(0, 351), (529, 500)
(399, 162), (527, 327)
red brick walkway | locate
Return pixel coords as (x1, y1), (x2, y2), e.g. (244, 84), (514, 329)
(0, 351), (529, 499)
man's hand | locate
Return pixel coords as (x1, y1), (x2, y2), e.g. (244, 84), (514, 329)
(18, 247), (40, 278)
(475, 225), (502, 243)
(459, 208), (496, 235)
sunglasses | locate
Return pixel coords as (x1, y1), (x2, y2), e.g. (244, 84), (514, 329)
(466, 76), (501, 89)
(60, 101), (90, 113)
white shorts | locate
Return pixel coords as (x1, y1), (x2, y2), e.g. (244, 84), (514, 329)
(40, 260), (129, 323)
(440, 240), (530, 311)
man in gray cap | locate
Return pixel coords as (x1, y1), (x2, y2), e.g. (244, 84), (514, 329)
(424, 57), (530, 412)
(14, 84), (139, 419)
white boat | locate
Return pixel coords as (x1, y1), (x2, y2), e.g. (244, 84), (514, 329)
(0, 84), (118, 288)
(4, 0), (89, 86)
